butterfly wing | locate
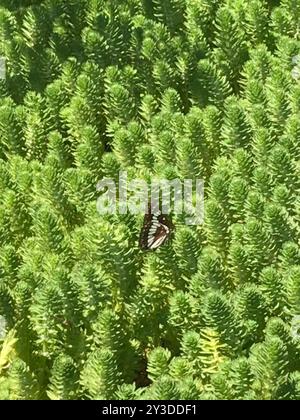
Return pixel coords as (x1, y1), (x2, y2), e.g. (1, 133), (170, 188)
(139, 211), (174, 251)
(139, 212), (154, 250)
(149, 225), (170, 249)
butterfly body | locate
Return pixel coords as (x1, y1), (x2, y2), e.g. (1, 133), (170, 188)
(139, 210), (174, 251)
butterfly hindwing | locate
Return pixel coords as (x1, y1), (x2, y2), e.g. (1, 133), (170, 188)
(139, 209), (174, 251)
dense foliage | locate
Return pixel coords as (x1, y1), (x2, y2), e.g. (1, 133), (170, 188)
(0, 0), (299, 400)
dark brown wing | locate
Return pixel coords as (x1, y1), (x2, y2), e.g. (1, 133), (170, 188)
(139, 210), (174, 251)
(139, 212), (154, 250)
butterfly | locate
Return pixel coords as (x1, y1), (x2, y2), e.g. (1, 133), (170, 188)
(139, 206), (174, 251)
